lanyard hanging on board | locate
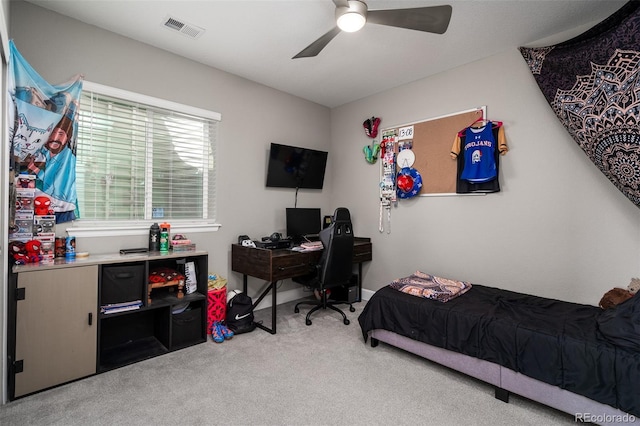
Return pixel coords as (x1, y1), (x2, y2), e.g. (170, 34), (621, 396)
(379, 130), (397, 233)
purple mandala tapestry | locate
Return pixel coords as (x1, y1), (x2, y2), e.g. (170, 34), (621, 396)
(520, 1), (640, 207)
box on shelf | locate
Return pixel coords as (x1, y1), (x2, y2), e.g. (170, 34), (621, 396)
(15, 173), (35, 189)
(15, 193), (34, 211)
(36, 234), (55, 262)
(172, 305), (203, 347)
(101, 263), (145, 306)
(171, 243), (196, 252)
(8, 232), (32, 242)
(14, 218), (33, 234)
(34, 215), (56, 235)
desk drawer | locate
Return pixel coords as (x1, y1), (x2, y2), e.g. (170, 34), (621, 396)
(353, 242), (372, 262)
(231, 245), (272, 281)
(272, 253), (313, 281)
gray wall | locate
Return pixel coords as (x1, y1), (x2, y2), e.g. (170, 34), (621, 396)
(332, 49), (640, 305)
(10, 0), (640, 311)
(9, 1), (333, 298)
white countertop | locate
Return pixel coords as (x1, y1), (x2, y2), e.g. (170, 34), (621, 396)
(12, 250), (208, 273)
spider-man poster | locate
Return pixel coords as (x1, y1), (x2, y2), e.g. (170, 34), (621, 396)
(8, 40), (83, 223)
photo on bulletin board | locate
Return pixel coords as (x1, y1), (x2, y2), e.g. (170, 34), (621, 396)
(381, 107), (486, 195)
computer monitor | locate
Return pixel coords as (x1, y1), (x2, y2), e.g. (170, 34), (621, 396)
(286, 208), (322, 242)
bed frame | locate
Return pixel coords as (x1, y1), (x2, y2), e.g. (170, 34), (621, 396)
(368, 329), (638, 426)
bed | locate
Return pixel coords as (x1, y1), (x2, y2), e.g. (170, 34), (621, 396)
(358, 281), (640, 425)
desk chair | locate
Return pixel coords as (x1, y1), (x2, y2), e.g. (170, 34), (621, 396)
(294, 207), (356, 326)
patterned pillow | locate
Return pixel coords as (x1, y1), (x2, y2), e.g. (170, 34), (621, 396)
(149, 267), (185, 284)
(389, 270), (472, 303)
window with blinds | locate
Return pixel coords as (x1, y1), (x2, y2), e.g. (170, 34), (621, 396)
(75, 85), (219, 225)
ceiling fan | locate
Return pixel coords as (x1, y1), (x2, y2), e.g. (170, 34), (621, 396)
(293, 0), (452, 59)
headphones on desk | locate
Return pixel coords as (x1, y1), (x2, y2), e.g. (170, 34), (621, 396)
(260, 232), (282, 242)
(269, 232), (282, 241)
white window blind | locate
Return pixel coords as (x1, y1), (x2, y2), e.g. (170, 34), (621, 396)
(74, 83), (219, 228)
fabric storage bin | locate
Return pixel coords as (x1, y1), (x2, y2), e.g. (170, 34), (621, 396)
(172, 306), (203, 348)
(101, 263), (145, 305)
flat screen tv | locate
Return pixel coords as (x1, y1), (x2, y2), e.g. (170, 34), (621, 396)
(265, 143), (328, 189)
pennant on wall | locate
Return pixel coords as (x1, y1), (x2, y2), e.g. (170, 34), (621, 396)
(8, 40), (83, 223)
(520, 1), (640, 208)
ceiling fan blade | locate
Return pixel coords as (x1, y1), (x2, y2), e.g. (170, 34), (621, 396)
(367, 5), (453, 34)
(292, 26), (342, 59)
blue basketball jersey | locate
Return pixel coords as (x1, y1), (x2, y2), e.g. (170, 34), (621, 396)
(460, 123), (497, 183)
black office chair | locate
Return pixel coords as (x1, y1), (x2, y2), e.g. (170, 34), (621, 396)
(294, 207), (356, 326)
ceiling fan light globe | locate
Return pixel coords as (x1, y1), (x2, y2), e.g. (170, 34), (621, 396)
(336, 0), (367, 32)
(337, 12), (366, 32)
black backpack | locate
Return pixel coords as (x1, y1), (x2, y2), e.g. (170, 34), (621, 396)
(226, 291), (256, 334)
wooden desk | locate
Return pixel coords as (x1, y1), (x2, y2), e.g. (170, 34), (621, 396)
(231, 237), (372, 334)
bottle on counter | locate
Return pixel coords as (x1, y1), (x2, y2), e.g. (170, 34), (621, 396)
(160, 222), (171, 238)
(159, 226), (169, 253)
(149, 223), (161, 252)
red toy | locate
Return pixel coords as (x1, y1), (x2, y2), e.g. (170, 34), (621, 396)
(9, 241), (28, 265)
(33, 195), (52, 215)
(24, 239), (42, 263)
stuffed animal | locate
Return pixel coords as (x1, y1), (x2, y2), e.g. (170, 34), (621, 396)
(599, 287), (633, 309)
(628, 278), (640, 295)
(24, 239), (42, 264)
(33, 195), (52, 216)
(8, 241), (27, 265)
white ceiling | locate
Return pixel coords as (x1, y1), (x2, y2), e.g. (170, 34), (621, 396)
(24, 0), (628, 108)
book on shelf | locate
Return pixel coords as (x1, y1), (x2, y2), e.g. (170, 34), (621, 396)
(100, 300), (143, 314)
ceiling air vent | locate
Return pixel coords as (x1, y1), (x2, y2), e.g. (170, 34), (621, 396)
(162, 15), (205, 39)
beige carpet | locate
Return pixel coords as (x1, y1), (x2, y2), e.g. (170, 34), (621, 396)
(0, 298), (574, 425)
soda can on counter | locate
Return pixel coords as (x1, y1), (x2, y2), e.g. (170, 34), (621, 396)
(65, 236), (76, 259)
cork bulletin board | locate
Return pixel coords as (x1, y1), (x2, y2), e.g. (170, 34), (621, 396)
(382, 107), (486, 195)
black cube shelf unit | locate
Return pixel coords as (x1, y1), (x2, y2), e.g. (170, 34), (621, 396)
(8, 250), (208, 400)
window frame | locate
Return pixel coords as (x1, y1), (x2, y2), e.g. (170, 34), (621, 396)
(66, 81), (221, 238)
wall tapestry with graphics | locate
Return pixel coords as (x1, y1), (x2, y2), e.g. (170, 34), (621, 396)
(8, 40), (83, 224)
(520, 1), (640, 208)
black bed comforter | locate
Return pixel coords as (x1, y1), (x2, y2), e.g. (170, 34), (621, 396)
(358, 285), (640, 416)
